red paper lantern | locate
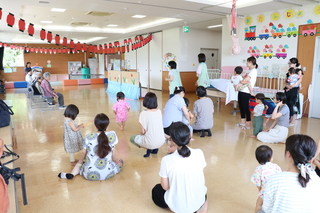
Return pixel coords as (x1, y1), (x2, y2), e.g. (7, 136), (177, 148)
(21, 46), (25, 51)
(104, 44), (108, 54)
(55, 34), (60, 45)
(18, 18), (25, 32)
(10, 45), (14, 49)
(47, 31), (52, 43)
(6, 13), (15, 27)
(109, 43), (113, 48)
(0, 8), (2, 20)
(94, 45), (98, 53)
(69, 39), (74, 49)
(28, 23), (34, 36)
(0, 42), (2, 47)
(40, 29), (46, 40)
(76, 42), (81, 52)
(44, 49), (48, 54)
(40, 48), (43, 53)
(67, 49), (71, 54)
(82, 43), (87, 52)
(88, 45), (93, 53)
(58, 49), (62, 54)
(62, 49), (67, 54)
(26, 47), (30, 52)
(35, 48), (38, 53)
(3, 43), (7, 47)
(72, 49), (75, 54)
(63, 37), (67, 47)
(30, 48), (35, 53)
(53, 49), (57, 54)
(49, 49), (53, 54)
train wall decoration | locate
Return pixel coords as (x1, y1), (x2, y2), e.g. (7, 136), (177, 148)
(247, 44), (289, 59)
(244, 23), (317, 41)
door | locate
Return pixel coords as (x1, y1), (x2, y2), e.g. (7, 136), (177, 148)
(310, 37), (320, 119)
(200, 48), (219, 70)
(149, 32), (163, 90)
(137, 46), (148, 87)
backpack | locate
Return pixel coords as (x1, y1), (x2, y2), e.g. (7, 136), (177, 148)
(0, 139), (9, 213)
(0, 99), (14, 128)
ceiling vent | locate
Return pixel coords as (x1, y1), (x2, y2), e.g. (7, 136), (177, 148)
(39, 1), (50, 3)
(85, 11), (114, 17)
(71, 22), (92, 26)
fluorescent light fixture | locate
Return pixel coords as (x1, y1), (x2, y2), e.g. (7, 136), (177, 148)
(185, 0), (273, 8)
(41, 21), (53, 24)
(107, 24), (118, 27)
(207, 24), (222, 28)
(132, 15), (146, 18)
(51, 8), (66, 12)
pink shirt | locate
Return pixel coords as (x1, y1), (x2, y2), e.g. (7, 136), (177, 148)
(41, 79), (55, 97)
(112, 100), (130, 122)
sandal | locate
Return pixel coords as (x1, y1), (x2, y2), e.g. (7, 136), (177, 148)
(237, 123), (245, 127)
(241, 126), (250, 130)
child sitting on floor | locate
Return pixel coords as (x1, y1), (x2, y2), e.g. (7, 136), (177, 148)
(251, 145), (281, 213)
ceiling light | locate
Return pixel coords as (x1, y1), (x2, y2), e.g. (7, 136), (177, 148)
(185, 0), (273, 8)
(207, 24), (222, 28)
(51, 8), (66, 12)
(107, 24), (118, 27)
(41, 20), (53, 24)
(132, 15), (146, 18)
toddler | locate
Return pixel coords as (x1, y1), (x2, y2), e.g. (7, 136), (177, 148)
(183, 97), (194, 139)
(251, 145), (281, 213)
(232, 66), (254, 96)
(112, 92), (130, 130)
(285, 67), (299, 91)
(250, 93), (265, 138)
(63, 104), (84, 165)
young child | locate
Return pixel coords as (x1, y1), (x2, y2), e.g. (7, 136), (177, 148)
(165, 61), (182, 98)
(263, 98), (276, 126)
(112, 92), (130, 130)
(251, 145), (282, 213)
(285, 67), (299, 91)
(63, 104), (84, 165)
(183, 97), (194, 139)
(250, 93), (265, 138)
(233, 66), (255, 96)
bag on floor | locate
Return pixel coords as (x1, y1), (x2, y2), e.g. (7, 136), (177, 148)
(0, 99), (14, 128)
(0, 139), (9, 213)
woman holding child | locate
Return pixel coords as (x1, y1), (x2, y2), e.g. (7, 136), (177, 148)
(236, 56), (258, 130)
(257, 92), (289, 143)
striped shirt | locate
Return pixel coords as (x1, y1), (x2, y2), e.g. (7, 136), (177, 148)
(262, 171), (320, 213)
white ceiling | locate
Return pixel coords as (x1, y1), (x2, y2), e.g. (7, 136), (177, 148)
(0, 0), (316, 45)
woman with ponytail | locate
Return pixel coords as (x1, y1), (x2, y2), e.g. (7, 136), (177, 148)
(152, 122), (208, 213)
(58, 113), (123, 180)
(261, 134), (320, 213)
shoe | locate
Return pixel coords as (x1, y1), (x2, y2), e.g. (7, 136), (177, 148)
(151, 149), (159, 154)
(143, 149), (152, 158)
(48, 102), (55, 106)
(241, 126), (250, 130)
(236, 123), (245, 127)
(200, 129), (205, 137)
(206, 129), (212, 137)
(59, 105), (67, 109)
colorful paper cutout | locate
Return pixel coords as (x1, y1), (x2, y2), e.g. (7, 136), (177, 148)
(271, 12), (280, 21)
(284, 9), (294, 19)
(257, 15), (264, 23)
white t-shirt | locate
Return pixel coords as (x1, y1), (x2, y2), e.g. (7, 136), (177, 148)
(139, 109), (165, 149)
(159, 148), (207, 213)
(231, 75), (243, 85)
(240, 68), (257, 94)
(25, 74), (33, 85)
(254, 103), (265, 116)
(262, 171), (320, 213)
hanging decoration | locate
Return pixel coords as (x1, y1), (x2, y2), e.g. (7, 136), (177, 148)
(0, 8), (2, 20)
(69, 39), (75, 49)
(18, 18), (25, 32)
(47, 31), (52, 43)
(55, 34), (60, 45)
(40, 29), (46, 40)
(28, 23), (34, 36)
(230, 0), (241, 55)
(62, 37), (68, 47)
(284, 9), (294, 19)
(82, 43), (87, 52)
(6, 13), (14, 27)
(76, 42), (81, 52)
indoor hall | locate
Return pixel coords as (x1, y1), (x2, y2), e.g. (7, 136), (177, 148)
(2, 84), (319, 212)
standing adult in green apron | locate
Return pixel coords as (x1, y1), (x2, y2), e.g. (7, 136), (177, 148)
(165, 61), (182, 98)
(196, 53), (210, 88)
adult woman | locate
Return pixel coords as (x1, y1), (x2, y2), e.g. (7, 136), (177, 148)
(285, 57), (303, 125)
(237, 56), (258, 130)
(152, 122), (208, 213)
(257, 92), (289, 143)
(130, 92), (165, 157)
(41, 72), (65, 108)
(191, 86), (214, 137)
(196, 53), (210, 88)
(165, 61), (182, 98)
(24, 62), (31, 74)
(260, 134), (320, 213)
(58, 113), (123, 180)
(163, 86), (190, 135)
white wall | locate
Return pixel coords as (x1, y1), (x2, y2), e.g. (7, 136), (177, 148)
(179, 28), (222, 71)
(221, 3), (320, 70)
(163, 27), (181, 71)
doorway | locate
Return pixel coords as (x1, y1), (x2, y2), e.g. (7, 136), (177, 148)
(200, 48), (219, 70)
(309, 36), (320, 119)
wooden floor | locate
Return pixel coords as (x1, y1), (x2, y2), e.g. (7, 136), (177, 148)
(2, 84), (320, 213)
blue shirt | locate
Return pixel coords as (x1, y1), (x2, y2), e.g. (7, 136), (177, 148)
(163, 95), (186, 128)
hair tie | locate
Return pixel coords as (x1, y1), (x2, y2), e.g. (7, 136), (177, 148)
(297, 163), (314, 179)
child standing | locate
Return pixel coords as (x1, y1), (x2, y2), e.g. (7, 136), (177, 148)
(250, 93), (265, 138)
(112, 92), (130, 130)
(251, 145), (282, 213)
(63, 104), (84, 165)
(165, 61), (182, 98)
(196, 53), (210, 88)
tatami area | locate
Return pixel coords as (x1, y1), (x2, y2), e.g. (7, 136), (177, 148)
(2, 84), (319, 213)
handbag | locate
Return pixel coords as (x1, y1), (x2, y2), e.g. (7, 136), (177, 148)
(0, 99), (14, 128)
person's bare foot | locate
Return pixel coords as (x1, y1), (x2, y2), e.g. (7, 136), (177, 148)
(120, 125), (124, 131)
(249, 135), (256, 138)
(190, 138), (195, 141)
(71, 159), (79, 166)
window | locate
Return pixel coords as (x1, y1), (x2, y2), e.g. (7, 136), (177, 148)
(3, 47), (24, 72)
